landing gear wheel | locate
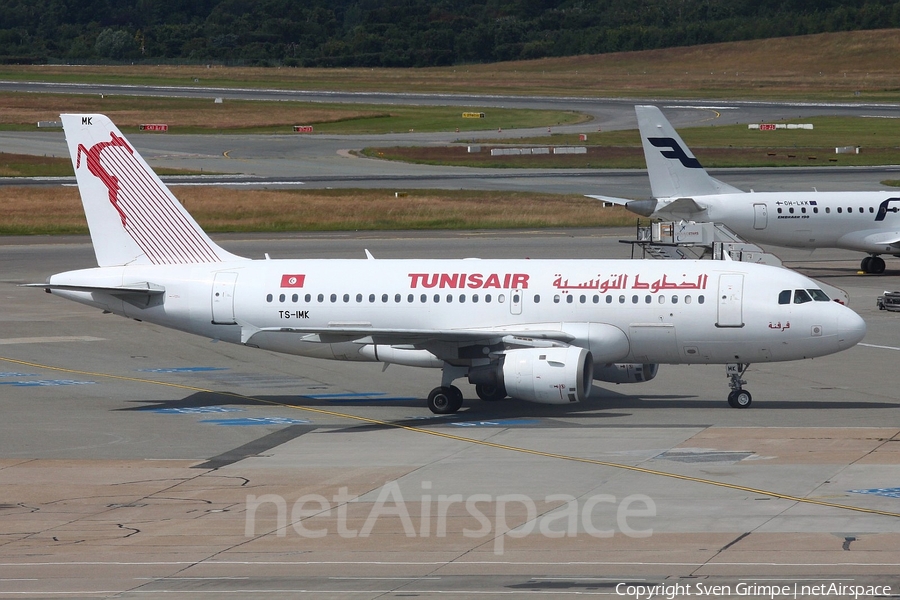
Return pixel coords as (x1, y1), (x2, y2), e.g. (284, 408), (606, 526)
(448, 385), (463, 411)
(727, 391), (738, 408)
(428, 386), (463, 414)
(475, 383), (507, 401)
(862, 255), (886, 274)
(728, 390), (752, 408)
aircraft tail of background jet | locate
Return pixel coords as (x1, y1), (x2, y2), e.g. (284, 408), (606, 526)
(635, 105), (743, 199)
(61, 114), (245, 267)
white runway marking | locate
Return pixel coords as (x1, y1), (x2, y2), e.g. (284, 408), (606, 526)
(0, 336), (105, 345)
(859, 343), (900, 351)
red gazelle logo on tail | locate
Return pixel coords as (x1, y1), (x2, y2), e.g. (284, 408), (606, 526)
(76, 132), (132, 227)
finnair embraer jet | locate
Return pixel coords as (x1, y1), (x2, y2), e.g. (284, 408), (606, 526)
(590, 105), (900, 274)
(30, 114), (866, 413)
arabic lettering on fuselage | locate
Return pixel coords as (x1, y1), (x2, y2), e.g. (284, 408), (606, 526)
(551, 273), (708, 293)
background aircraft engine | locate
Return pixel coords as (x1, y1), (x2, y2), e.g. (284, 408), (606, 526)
(593, 363), (659, 384)
(501, 346), (593, 404)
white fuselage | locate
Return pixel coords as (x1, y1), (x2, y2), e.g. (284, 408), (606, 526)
(657, 191), (900, 254)
(47, 258), (864, 368)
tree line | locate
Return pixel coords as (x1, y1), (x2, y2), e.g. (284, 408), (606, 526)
(1, 0), (899, 67)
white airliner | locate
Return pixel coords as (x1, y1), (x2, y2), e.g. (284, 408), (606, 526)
(30, 114), (866, 413)
(590, 105), (900, 274)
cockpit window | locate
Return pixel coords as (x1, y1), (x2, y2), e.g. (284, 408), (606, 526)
(778, 290), (791, 305)
(808, 288), (830, 302)
(793, 289), (813, 304)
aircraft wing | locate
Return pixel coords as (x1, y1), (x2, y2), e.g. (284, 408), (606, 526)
(837, 230), (900, 249)
(243, 325), (576, 347)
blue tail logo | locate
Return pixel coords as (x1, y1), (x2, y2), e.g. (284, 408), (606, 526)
(648, 137), (703, 169)
(875, 198), (900, 222)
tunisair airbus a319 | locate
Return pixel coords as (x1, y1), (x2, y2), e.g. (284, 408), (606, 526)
(29, 114), (866, 413)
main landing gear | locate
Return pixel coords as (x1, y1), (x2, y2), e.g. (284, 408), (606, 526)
(427, 365), (510, 414)
(726, 363), (752, 408)
(861, 255), (886, 274)
(427, 383), (509, 414)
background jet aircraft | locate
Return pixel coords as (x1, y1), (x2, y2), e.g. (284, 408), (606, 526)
(30, 114), (866, 413)
(590, 105), (900, 274)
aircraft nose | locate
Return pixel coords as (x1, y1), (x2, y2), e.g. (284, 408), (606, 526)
(837, 308), (867, 349)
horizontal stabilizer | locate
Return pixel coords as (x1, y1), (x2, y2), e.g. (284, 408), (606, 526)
(23, 281), (165, 308)
(585, 194), (631, 206)
(654, 197), (708, 218)
(23, 281), (165, 295)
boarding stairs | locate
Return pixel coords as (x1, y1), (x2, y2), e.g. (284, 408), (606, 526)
(624, 220), (782, 267)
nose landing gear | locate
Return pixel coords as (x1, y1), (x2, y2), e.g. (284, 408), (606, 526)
(726, 363), (752, 408)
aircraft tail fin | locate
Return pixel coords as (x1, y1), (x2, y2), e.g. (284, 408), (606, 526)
(635, 105), (743, 199)
(61, 114), (245, 267)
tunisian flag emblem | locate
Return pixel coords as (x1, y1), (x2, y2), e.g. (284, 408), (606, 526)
(280, 274), (305, 288)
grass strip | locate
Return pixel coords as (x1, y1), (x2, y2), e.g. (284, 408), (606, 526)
(0, 187), (634, 236)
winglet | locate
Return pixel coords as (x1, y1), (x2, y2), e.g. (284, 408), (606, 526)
(635, 105), (743, 199)
(61, 114), (245, 267)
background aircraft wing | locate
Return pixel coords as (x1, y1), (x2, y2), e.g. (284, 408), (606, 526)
(838, 229), (900, 249)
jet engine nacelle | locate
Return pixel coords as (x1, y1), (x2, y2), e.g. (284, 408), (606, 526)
(593, 363), (659, 384)
(500, 346), (593, 404)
